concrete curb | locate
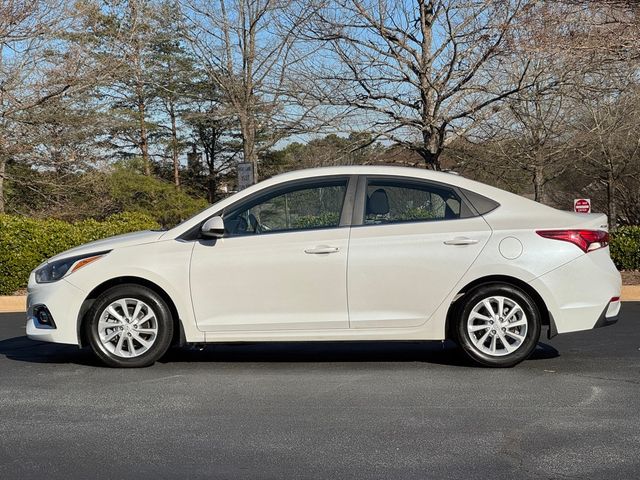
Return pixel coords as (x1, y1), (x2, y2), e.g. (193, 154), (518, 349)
(2, 287), (640, 313)
(0, 296), (26, 313)
(622, 285), (640, 302)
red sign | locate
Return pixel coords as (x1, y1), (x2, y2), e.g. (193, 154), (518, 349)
(574, 198), (591, 213)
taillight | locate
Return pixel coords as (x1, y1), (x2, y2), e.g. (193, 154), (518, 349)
(536, 229), (609, 253)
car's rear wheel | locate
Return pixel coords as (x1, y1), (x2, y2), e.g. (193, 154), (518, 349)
(455, 283), (541, 367)
(85, 284), (174, 368)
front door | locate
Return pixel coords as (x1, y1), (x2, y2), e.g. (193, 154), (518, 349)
(190, 177), (353, 332)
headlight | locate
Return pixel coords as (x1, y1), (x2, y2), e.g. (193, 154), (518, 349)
(35, 251), (110, 284)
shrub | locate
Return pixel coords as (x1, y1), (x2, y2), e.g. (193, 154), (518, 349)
(610, 226), (640, 271)
(0, 212), (158, 295)
(107, 166), (208, 228)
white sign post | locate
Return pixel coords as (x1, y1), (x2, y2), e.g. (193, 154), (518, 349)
(237, 162), (254, 190)
(573, 198), (591, 214)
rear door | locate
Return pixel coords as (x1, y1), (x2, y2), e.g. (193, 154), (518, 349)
(347, 176), (492, 328)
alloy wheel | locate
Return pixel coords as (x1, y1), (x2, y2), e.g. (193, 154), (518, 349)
(97, 298), (159, 358)
(466, 295), (529, 357)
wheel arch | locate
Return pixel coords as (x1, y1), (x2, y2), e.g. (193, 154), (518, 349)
(77, 276), (186, 348)
(445, 275), (551, 341)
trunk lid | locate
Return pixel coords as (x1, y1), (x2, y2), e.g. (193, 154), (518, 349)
(560, 212), (609, 231)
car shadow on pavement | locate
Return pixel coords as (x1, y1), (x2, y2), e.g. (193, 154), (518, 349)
(0, 336), (559, 367)
(160, 340), (560, 367)
(0, 335), (560, 368)
(0, 335), (103, 367)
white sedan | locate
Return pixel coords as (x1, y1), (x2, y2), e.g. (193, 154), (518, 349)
(26, 166), (621, 367)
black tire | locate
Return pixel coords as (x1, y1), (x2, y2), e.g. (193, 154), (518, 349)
(84, 284), (174, 368)
(455, 283), (541, 367)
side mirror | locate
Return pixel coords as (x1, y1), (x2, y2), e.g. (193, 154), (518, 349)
(201, 216), (225, 238)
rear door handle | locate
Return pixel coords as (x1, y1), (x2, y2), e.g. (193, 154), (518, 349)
(443, 237), (479, 246)
(305, 245), (340, 254)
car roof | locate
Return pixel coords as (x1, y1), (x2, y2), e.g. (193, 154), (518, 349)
(266, 165), (508, 202)
(269, 165), (458, 183)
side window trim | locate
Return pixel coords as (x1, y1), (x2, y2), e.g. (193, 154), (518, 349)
(458, 187), (500, 215)
(352, 175), (368, 227)
(351, 175), (479, 227)
(340, 175), (358, 227)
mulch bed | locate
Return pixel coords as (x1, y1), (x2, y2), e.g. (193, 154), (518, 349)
(622, 271), (640, 286)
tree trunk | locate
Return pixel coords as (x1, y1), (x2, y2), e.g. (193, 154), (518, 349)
(418, 148), (441, 170)
(138, 95), (151, 176)
(0, 45), (4, 214)
(207, 157), (216, 203)
(129, 0), (151, 177)
(245, 144), (258, 183)
(0, 156), (5, 214)
(418, 2), (438, 171)
(241, 116), (258, 183)
(607, 171), (617, 227)
(169, 100), (180, 188)
(418, 130), (442, 171)
(533, 164), (545, 203)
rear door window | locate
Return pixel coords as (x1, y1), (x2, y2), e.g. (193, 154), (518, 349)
(364, 179), (463, 225)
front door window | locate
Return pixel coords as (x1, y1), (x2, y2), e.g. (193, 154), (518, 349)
(224, 180), (348, 236)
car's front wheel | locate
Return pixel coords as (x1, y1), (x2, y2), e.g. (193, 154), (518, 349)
(455, 283), (541, 367)
(85, 284), (174, 368)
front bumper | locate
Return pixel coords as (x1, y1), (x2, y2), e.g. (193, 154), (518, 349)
(26, 277), (87, 345)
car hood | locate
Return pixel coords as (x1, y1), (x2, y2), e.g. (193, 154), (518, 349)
(46, 230), (165, 263)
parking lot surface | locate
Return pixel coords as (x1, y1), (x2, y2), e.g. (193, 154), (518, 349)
(0, 304), (639, 479)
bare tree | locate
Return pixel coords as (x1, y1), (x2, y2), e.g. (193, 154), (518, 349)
(181, 0), (318, 182)
(617, 173), (640, 225)
(453, 0), (640, 208)
(151, 1), (197, 188)
(7, 91), (114, 220)
(302, 0), (537, 170)
(573, 85), (640, 225)
(82, 0), (165, 177)
(0, 1), (84, 213)
(544, 1), (640, 61)
(464, 4), (591, 205)
(476, 85), (575, 203)
(183, 81), (239, 202)
(128, 0), (155, 176)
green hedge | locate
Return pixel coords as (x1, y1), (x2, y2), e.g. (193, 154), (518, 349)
(610, 226), (640, 271)
(0, 212), (159, 295)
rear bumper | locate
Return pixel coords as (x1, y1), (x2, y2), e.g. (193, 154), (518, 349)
(529, 248), (621, 335)
(593, 299), (621, 329)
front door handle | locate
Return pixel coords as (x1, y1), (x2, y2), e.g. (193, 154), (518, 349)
(443, 237), (479, 246)
(305, 245), (340, 254)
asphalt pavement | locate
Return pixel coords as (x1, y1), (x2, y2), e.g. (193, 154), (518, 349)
(0, 304), (639, 479)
